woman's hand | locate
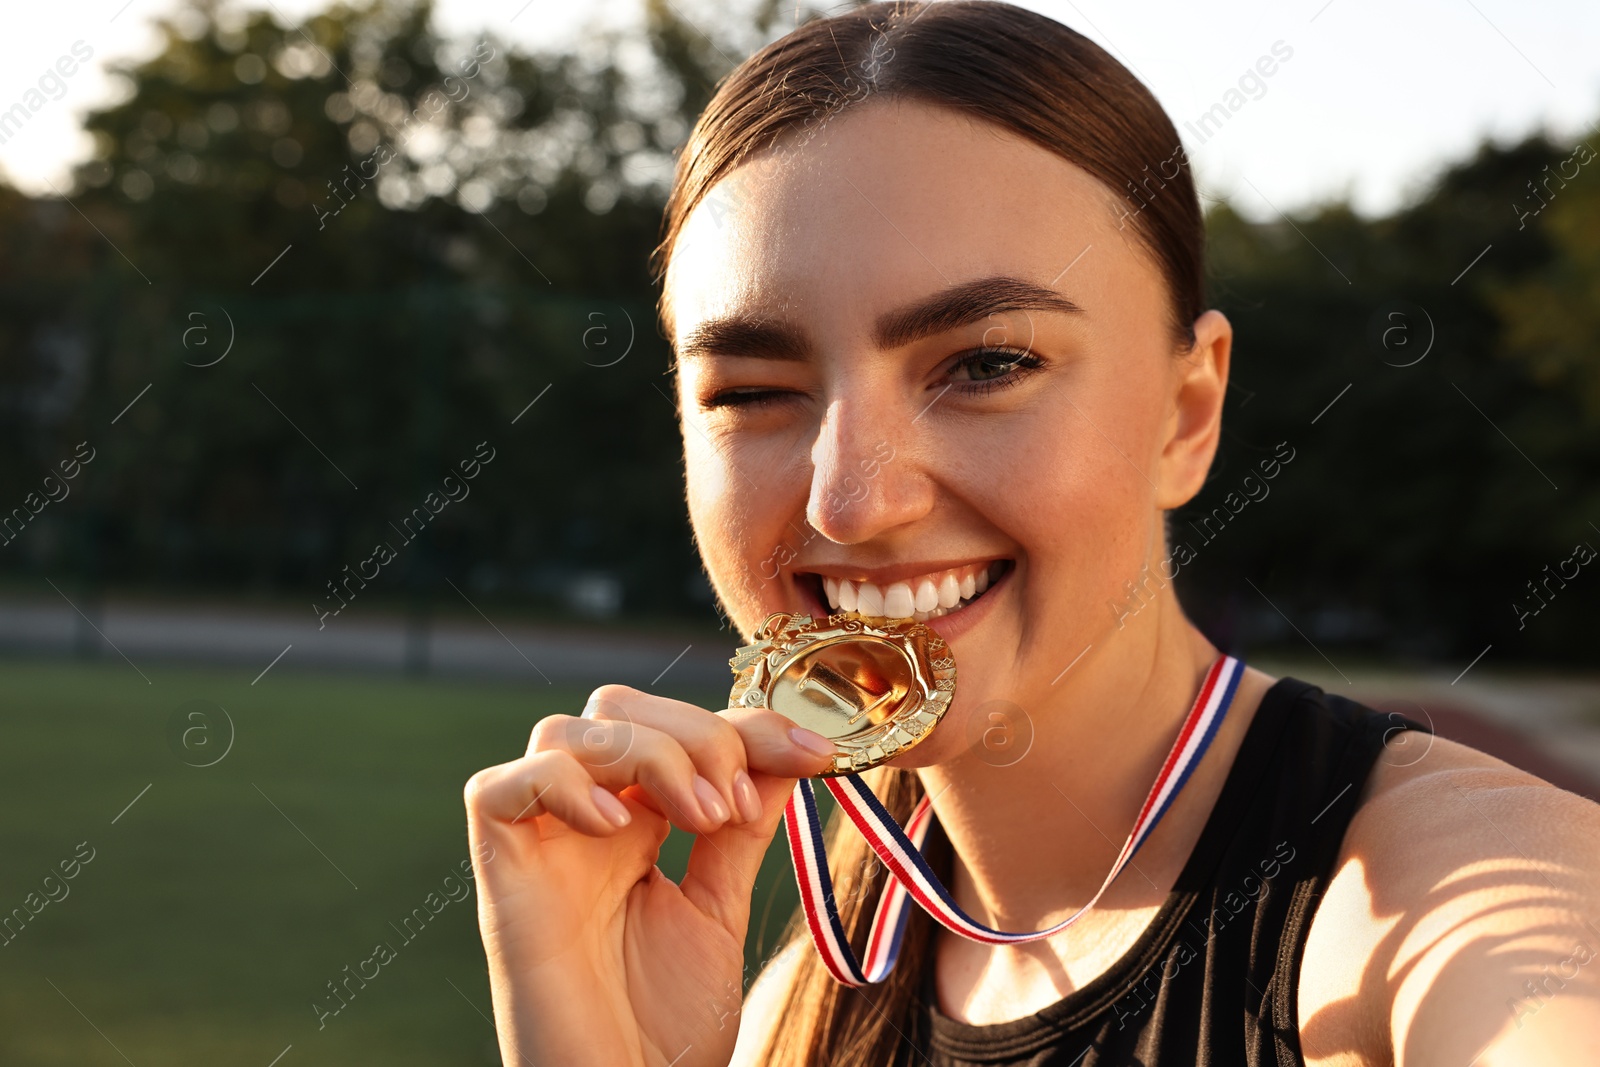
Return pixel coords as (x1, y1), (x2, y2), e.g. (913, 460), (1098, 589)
(463, 684), (836, 1067)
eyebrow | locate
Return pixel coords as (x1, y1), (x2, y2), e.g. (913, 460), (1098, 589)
(675, 275), (1083, 362)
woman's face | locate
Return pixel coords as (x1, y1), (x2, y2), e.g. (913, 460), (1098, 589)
(666, 99), (1228, 764)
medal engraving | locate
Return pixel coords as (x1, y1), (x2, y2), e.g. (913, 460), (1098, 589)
(727, 612), (956, 776)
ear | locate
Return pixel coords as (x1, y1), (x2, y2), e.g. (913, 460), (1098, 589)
(1155, 309), (1232, 510)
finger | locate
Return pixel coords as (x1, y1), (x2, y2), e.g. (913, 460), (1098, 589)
(717, 706), (839, 778)
(577, 685), (836, 823)
(579, 685), (758, 824)
(530, 714), (731, 836)
(679, 769), (802, 938)
(583, 689), (838, 781)
(583, 687), (840, 780)
(463, 749), (633, 838)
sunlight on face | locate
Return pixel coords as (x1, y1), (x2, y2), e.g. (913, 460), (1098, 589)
(666, 99), (1204, 759)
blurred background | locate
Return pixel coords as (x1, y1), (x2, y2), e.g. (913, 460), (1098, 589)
(1, 0), (1597, 1062)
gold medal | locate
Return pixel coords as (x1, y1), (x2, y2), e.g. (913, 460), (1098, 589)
(727, 611), (956, 776)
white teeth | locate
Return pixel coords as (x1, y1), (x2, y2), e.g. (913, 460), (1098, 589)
(838, 579), (857, 612)
(813, 562), (1005, 621)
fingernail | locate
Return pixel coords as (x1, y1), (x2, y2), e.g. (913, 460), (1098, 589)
(693, 775), (729, 824)
(590, 785), (631, 827)
(789, 726), (837, 758)
(732, 769), (763, 823)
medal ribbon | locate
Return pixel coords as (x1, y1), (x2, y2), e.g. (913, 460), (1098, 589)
(781, 654), (1244, 986)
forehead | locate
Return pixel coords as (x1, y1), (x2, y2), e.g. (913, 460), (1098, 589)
(665, 99), (1147, 348)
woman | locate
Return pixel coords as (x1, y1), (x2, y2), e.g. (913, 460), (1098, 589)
(463, 3), (1600, 1064)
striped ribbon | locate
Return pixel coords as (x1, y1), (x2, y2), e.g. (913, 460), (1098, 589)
(782, 654), (1244, 986)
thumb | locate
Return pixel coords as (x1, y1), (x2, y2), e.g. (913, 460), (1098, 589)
(677, 770), (799, 940)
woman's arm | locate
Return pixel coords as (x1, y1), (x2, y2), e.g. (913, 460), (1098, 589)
(1301, 733), (1600, 1066)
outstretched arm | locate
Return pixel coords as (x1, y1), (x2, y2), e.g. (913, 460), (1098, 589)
(1302, 735), (1600, 1067)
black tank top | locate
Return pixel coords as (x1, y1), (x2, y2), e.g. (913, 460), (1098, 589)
(908, 676), (1429, 1066)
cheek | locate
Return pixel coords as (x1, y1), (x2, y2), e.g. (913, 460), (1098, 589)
(960, 391), (1161, 605)
(683, 425), (804, 622)
(683, 432), (734, 517)
(684, 435), (744, 568)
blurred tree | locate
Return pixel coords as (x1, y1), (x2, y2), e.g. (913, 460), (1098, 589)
(1490, 139), (1600, 416)
(22, 0), (720, 618)
(1187, 134), (1600, 663)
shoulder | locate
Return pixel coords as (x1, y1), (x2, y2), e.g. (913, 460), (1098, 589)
(729, 938), (805, 1067)
(1299, 725), (1600, 1065)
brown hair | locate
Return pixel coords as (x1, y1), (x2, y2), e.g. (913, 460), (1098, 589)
(649, 0), (1204, 350)
(649, 2), (1206, 1062)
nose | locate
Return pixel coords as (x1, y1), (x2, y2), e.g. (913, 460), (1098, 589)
(805, 396), (933, 544)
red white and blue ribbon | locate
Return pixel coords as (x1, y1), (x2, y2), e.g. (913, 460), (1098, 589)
(782, 654), (1244, 986)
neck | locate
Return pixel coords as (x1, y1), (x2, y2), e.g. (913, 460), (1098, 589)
(915, 597), (1221, 931)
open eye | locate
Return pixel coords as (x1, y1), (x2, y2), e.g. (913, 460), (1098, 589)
(945, 346), (1045, 393)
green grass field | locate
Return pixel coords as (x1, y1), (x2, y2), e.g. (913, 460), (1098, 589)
(0, 658), (802, 1065)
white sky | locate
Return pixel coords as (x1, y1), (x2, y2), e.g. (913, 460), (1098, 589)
(3, 0), (1597, 219)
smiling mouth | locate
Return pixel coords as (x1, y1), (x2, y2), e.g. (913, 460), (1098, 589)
(800, 560), (1013, 623)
